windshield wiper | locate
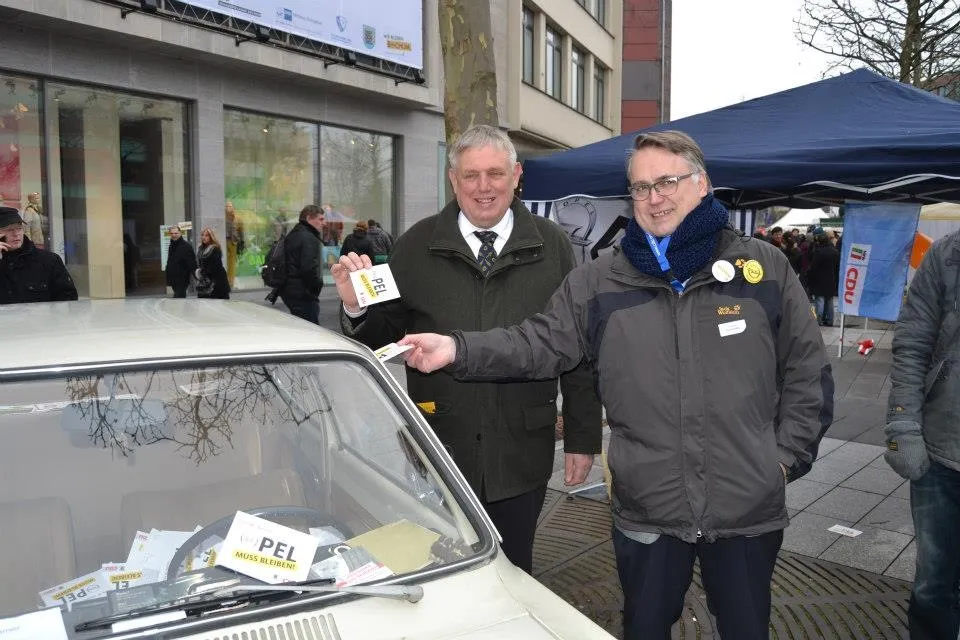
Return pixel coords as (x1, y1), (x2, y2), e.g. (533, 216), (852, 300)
(73, 578), (334, 633)
(74, 579), (422, 633)
(217, 582), (424, 603)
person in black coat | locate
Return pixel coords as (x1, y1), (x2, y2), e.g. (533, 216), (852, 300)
(195, 227), (230, 299)
(279, 205), (325, 324)
(0, 207), (77, 304)
(340, 221), (377, 263)
(806, 233), (841, 326)
(165, 224), (197, 298)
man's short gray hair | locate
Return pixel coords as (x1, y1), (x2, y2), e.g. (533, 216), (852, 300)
(448, 124), (518, 172)
(627, 130), (710, 187)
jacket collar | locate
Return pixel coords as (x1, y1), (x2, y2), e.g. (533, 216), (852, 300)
(609, 226), (744, 289)
(294, 220), (321, 238)
(428, 197), (545, 258)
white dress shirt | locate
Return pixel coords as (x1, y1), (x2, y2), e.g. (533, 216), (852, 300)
(344, 209), (515, 317)
(458, 208), (513, 258)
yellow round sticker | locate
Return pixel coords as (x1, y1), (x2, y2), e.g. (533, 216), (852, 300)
(742, 259), (764, 284)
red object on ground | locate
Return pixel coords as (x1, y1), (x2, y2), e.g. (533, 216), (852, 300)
(857, 338), (875, 356)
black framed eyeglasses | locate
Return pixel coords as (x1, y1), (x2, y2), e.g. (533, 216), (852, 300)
(629, 172), (698, 201)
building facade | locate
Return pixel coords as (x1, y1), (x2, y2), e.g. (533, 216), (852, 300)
(621, 0), (670, 131)
(0, 0), (633, 298)
(0, 0), (445, 296)
(500, 0), (624, 158)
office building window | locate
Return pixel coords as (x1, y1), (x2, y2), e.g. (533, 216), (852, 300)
(223, 110), (317, 290)
(522, 8), (534, 84)
(47, 83), (189, 298)
(571, 48), (585, 113)
(545, 27), (562, 100)
(593, 0), (606, 26)
(594, 64), (607, 124)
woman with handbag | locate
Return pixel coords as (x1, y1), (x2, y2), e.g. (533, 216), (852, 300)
(195, 227), (231, 299)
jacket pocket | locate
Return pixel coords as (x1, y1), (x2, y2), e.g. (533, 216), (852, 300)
(523, 402), (558, 431)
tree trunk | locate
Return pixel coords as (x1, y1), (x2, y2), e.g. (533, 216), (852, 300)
(438, 0), (499, 146)
(900, 0), (921, 83)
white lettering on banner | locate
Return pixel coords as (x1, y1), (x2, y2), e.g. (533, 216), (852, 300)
(176, 1), (424, 69)
(840, 243), (872, 316)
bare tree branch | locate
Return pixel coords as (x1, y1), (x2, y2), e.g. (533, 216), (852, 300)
(796, 0), (960, 88)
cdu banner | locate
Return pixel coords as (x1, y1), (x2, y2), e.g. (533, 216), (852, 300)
(838, 202), (920, 321)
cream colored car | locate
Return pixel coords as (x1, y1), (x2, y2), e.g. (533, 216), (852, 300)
(0, 300), (613, 640)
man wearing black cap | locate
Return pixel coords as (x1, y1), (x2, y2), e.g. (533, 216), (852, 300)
(0, 206), (77, 304)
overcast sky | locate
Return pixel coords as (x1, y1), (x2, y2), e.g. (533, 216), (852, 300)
(670, 0), (836, 119)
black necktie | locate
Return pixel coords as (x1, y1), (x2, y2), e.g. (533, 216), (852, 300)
(475, 230), (498, 275)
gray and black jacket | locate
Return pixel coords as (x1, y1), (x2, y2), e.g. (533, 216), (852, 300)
(888, 230), (960, 471)
(451, 227), (834, 542)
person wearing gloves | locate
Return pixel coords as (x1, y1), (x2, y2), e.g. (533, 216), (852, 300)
(397, 131), (834, 640)
(885, 229), (960, 640)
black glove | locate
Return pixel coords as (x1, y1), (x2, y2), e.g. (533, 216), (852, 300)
(884, 420), (930, 481)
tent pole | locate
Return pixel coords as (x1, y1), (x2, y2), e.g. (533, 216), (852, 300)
(838, 313), (845, 358)
(864, 317), (869, 331)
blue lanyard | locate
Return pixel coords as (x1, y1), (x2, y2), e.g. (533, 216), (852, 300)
(644, 232), (685, 293)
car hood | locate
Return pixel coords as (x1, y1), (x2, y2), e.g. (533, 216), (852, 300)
(167, 555), (612, 640)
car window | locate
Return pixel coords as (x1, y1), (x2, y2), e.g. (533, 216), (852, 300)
(0, 359), (481, 635)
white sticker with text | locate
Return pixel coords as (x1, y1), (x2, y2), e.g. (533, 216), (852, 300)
(718, 319), (747, 337)
(38, 569), (111, 609)
(349, 264), (401, 307)
(217, 511), (320, 584)
(373, 342), (413, 362)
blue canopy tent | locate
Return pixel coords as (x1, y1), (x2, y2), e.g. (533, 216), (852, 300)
(521, 69), (960, 210)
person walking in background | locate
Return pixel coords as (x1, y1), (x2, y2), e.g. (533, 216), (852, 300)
(340, 220), (376, 263)
(195, 226), (230, 299)
(331, 124), (602, 575)
(0, 207), (77, 304)
(279, 204), (325, 324)
(885, 229), (960, 640)
(224, 200), (244, 287)
(165, 224), (196, 299)
(367, 218), (393, 263)
(397, 130), (833, 640)
(21, 192), (44, 249)
(806, 231), (840, 326)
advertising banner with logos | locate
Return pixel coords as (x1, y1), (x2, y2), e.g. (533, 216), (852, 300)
(837, 202), (920, 321)
(180, 0), (423, 69)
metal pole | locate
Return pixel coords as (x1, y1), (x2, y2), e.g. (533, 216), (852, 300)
(838, 312), (845, 358)
(863, 317), (869, 331)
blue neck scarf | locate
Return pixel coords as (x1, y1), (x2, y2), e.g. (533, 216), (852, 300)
(620, 193), (729, 286)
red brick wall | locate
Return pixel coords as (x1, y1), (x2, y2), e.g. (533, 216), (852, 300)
(622, 0), (668, 133)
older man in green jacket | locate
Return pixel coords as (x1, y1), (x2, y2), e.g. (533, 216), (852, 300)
(332, 125), (602, 574)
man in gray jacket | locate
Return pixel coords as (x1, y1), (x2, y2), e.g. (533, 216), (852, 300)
(399, 131), (834, 640)
(886, 231), (960, 640)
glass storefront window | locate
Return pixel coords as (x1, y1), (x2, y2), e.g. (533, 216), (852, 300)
(320, 124), (394, 234)
(45, 84), (189, 298)
(223, 110), (317, 290)
(0, 75), (44, 247)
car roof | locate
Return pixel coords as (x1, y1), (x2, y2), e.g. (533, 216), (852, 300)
(0, 299), (369, 372)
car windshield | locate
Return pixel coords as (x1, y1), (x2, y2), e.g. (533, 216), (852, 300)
(0, 358), (483, 636)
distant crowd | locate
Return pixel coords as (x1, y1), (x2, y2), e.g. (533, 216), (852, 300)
(753, 225), (842, 327)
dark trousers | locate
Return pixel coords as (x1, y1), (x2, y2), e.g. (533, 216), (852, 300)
(171, 283), (188, 298)
(910, 460), (960, 640)
(613, 527), (783, 640)
(283, 296), (320, 325)
(482, 484), (547, 574)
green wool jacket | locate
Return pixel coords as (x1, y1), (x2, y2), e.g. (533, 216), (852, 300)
(341, 198), (603, 502)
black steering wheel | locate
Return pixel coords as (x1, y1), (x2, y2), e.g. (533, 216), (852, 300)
(167, 505), (353, 579)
